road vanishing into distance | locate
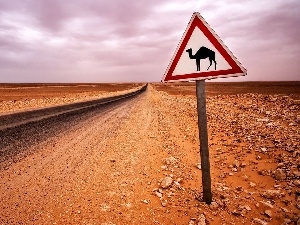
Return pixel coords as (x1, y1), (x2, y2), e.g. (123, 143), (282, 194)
(0, 85), (147, 169)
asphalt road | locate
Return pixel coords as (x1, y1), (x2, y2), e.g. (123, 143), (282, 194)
(0, 84), (147, 169)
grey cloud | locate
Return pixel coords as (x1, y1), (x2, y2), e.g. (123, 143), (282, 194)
(0, 0), (299, 82)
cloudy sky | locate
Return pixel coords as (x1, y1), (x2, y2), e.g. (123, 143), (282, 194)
(0, 0), (299, 83)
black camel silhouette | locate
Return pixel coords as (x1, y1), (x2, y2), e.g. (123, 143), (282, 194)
(186, 47), (217, 71)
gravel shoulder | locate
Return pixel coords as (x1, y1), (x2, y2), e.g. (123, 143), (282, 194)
(0, 84), (299, 224)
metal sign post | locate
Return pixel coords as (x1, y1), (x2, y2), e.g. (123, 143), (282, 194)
(196, 80), (212, 204)
(162, 12), (246, 204)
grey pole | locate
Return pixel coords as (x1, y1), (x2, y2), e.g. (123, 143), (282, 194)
(196, 80), (212, 204)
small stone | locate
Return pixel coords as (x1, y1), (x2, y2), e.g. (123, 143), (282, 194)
(233, 160), (240, 168)
(241, 163), (247, 168)
(264, 210), (272, 218)
(142, 199), (149, 204)
(253, 218), (268, 225)
(261, 148), (267, 153)
(229, 173), (233, 176)
(232, 210), (241, 216)
(161, 199), (167, 207)
(242, 175), (249, 181)
(198, 214), (206, 225)
(161, 165), (167, 170)
(274, 169), (286, 180)
(158, 188), (164, 193)
(293, 171), (300, 178)
(244, 205), (251, 211)
(155, 191), (163, 198)
(209, 202), (219, 210)
(236, 186), (243, 192)
(189, 220), (195, 225)
(256, 155), (261, 160)
(277, 163), (285, 168)
(260, 201), (274, 208)
(165, 156), (177, 165)
(160, 177), (173, 189)
(196, 163), (202, 170)
(176, 178), (183, 183)
(249, 182), (257, 188)
(293, 180), (300, 187)
(261, 190), (282, 199)
(232, 168), (238, 172)
(281, 207), (289, 212)
(257, 118), (269, 122)
(174, 181), (180, 187)
(218, 172), (226, 178)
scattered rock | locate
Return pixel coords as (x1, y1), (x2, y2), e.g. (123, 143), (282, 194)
(198, 214), (206, 225)
(161, 198), (167, 207)
(232, 160), (240, 168)
(261, 147), (267, 153)
(196, 163), (201, 170)
(261, 190), (282, 199)
(236, 186), (243, 192)
(241, 162), (247, 168)
(232, 168), (238, 172)
(293, 171), (300, 178)
(260, 201), (274, 208)
(281, 207), (289, 212)
(274, 169), (286, 180)
(155, 191), (162, 198)
(165, 156), (177, 165)
(293, 180), (300, 187)
(173, 181), (181, 187)
(232, 210), (241, 216)
(242, 175), (249, 181)
(253, 218), (268, 225)
(188, 220), (195, 225)
(257, 118), (269, 122)
(160, 177), (173, 189)
(244, 205), (251, 211)
(161, 165), (168, 170)
(264, 210), (272, 218)
(176, 178), (183, 183)
(218, 172), (226, 178)
(209, 202), (219, 210)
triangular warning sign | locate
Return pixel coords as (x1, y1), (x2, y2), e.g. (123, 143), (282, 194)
(162, 12), (246, 82)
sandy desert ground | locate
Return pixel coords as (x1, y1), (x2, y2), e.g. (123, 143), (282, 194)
(0, 82), (299, 225)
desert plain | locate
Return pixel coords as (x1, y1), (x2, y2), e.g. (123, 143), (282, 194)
(0, 82), (299, 225)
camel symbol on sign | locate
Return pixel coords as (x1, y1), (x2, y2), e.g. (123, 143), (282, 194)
(186, 47), (217, 71)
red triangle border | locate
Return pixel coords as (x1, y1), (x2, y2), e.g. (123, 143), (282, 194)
(163, 13), (246, 82)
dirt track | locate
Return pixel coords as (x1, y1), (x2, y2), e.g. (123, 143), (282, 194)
(0, 83), (299, 224)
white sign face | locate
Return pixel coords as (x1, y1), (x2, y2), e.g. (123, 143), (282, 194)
(172, 27), (231, 76)
(162, 12), (246, 82)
